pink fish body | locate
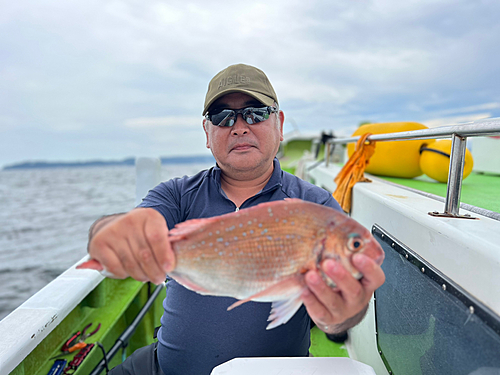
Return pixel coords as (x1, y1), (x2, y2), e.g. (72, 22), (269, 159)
(78, 198), (384, 329)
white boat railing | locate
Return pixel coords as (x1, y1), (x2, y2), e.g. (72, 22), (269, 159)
(324, 117), (500, 218)
(0, 157), (163, 375)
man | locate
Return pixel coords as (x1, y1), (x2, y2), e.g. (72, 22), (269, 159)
(88, 64), (385, 375)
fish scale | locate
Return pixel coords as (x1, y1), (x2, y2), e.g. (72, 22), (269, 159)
(77, 198), (385, 329)
(173, 204), (317, 290)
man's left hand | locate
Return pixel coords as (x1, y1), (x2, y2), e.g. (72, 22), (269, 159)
(302, 253), (385, 334)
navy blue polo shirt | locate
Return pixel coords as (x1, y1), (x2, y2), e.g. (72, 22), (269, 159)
(138, 158), (342, 375)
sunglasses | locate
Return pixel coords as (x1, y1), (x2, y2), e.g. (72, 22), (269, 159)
(205, 106), (278, 127)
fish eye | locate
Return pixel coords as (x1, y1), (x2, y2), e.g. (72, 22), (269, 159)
(347, 236), (364, 252)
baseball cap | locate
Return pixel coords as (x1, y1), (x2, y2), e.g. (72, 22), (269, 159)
(203, 64), (278, 115)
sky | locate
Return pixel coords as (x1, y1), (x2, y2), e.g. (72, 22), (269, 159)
(1, 0), (500, 168)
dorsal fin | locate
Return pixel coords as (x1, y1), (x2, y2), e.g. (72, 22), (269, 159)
(169, 218), (211, 237)
(168, 199), (306, 241)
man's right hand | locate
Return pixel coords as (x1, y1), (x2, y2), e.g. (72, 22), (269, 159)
(88, 208), (175, 285)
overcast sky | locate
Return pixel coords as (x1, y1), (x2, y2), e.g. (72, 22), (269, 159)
(1, 0), (499, 168)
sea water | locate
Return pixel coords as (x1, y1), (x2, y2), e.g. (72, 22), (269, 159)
(0, 163), (213, 321)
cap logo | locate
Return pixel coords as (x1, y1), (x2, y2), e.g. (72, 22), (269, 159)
(218, 74), (250, 90)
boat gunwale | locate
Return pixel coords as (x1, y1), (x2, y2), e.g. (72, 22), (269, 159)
(320, 118), (500, 218)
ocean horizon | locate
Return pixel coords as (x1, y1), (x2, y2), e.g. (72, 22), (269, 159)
(2, 154), (215, 170)
(0, 161), (215, 321)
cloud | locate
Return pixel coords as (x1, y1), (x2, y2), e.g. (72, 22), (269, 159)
(124, 116), (202, 129)
(1, 0), (500, 166)
(422, 113), (492, 128)
(434, 103), (500, 117)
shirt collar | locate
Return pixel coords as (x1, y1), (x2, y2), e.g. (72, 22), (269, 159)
(262, 158), (283, 193)
(211, 158), (282, 193)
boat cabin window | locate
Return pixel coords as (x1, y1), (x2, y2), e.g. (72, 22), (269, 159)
(373, 226), (500, 375)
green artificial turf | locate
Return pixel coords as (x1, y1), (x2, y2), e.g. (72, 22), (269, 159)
(381, 172), (500, 214)
(309, 326), (349, 357)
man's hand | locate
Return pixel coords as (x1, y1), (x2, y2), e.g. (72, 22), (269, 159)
(88, 208), (175, 285)
(302, 253), (385, 334)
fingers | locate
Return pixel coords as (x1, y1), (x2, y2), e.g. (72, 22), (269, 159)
(88, 208), (173, 285)
(351, 253), (386, 292)
(126, 231), (164, 284)
(301, 270), (340, 326)
(143, 213), (176, 273)
(303, 255), (385, 331)
(90, 226), (150, 282)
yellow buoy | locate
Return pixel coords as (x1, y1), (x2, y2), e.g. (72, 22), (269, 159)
(347, 122), (433, 178)
(419, 140), (474, 183)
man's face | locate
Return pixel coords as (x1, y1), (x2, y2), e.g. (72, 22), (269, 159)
(203, 92), (284, 177)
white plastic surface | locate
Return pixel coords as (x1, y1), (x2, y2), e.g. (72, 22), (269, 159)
(308, 162), (500, 375)
(0, 256), (103, 375)
(211, 357), (377, 375)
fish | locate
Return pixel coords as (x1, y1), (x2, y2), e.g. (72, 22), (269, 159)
(77, 198), (384, 329)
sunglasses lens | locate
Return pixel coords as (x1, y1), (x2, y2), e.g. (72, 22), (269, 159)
(243, 108), (269, 125)
(210, 110), (235, 127)
(209, 107), (273, 126)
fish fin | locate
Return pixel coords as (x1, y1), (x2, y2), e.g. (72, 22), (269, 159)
(169, 218), (214, 238)
(250, 198), (303, 210)
(167, 233), (187, 243)
(266, 291), (305, 330)
(169, 272), (211, 295)
(283, 198), (303, 203)
(227, 199), (306, 219)
(76, 259), (121, 279)
(76, 259), (104, 271)
(227, 275), (305, 311)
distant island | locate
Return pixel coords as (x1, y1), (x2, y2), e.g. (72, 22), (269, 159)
(3, 155), (215, 170)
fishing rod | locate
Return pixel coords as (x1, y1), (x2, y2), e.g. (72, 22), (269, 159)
(89, 282), (166, 375)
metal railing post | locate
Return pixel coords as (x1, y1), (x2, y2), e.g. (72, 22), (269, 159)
(135, 157), (162, 207)
(320, 117), (500, 219)
(325, 141), (331, 167)
(444, 135), (467, 216)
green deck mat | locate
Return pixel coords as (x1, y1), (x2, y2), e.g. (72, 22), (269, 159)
(309, 326), (349, 357)
(380, 172), (500, 214)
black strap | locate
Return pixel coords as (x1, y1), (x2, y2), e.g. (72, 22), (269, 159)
(153, 326), (160, 340)
(420, 147), (451, 158)
(96, 342), (110, 374)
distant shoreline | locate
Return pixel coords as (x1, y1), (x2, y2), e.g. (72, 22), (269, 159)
(2, 155), (215, 170)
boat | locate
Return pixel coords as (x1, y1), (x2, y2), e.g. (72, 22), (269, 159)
(303, 118), (500, 374)
(1, 119), (499, 375)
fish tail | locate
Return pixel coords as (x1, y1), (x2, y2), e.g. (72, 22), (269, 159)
(76, 259), (104, 271)
(76, 259), (122, 279)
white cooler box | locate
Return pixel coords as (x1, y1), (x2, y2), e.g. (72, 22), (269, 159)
(211, 357), (377, 375)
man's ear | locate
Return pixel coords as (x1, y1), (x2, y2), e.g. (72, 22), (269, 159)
(278, 111), (285, 142)
(203, 118), (210, 149)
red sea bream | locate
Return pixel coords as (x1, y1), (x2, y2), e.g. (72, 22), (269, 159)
(78, 198), (384, 329)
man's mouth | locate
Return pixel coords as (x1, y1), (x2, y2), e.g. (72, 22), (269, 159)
(231, 143), (255, 151)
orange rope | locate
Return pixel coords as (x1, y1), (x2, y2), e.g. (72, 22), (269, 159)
(332, 133), (376, 213)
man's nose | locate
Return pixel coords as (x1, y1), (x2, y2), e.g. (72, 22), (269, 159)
(231, 114), (249, 135)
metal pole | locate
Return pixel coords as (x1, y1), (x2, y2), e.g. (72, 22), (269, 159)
(325, 142), (331, 167)
(444, 135), (467, 216)
(88, 282), (166, 375)
(329, 117), (500, 145)
(135, 157), (162, 206)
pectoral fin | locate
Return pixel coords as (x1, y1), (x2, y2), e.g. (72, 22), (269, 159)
(170, 272), (211, 295)
(266, 291), (305, 330)
(226, 275), (307, 329)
